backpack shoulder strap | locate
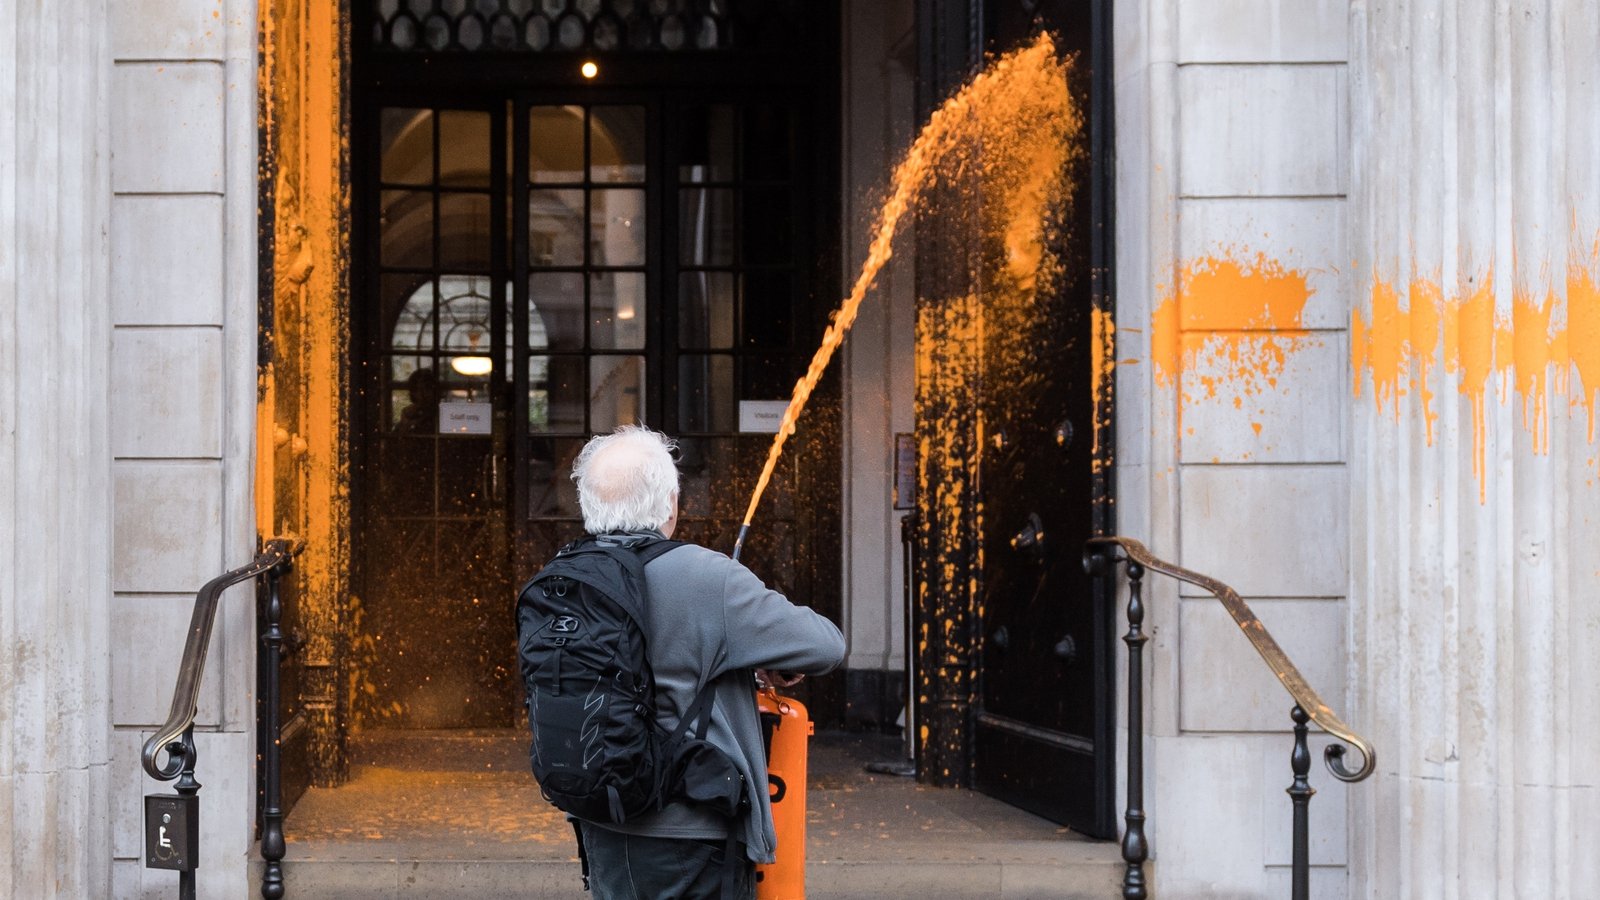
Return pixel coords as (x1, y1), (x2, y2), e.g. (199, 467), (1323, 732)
(635, 538), (683, 566)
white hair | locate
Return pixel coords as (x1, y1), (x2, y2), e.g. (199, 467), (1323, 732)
(571, 425), (680, 534)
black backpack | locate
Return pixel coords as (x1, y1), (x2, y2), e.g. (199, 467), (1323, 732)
(516, 534), (742, 826)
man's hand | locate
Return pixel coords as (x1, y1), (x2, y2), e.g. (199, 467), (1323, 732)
(756, 669), (805, 690)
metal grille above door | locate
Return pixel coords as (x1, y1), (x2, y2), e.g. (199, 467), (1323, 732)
(366, 0), (808, 54)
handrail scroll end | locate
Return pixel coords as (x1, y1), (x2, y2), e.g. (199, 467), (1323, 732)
(1324, 740), (1376, 783)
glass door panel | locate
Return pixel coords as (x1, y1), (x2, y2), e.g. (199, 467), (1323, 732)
(514, 102), (653, 572)
(357, 103), (515, 729)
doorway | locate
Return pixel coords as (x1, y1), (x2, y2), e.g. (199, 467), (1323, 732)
(348, 2), (844, 731)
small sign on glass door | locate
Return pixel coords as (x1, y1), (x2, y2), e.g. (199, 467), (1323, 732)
(438, 401), (492, 435)
(739, 400), (789, 434)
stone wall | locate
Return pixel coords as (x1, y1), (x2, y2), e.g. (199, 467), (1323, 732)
(105, 0), (262, 895)
(1116, 0), (1356, 895)
(1348, 1), (1600, 895)
(840, 0), (919, 723)
(0, 4), (114, 896)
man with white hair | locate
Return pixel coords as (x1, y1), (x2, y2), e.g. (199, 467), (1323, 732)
(561, 425), (846, 899)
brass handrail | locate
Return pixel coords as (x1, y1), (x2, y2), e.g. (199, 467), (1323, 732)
(141, 538), (303, 781)
(1086, 535), (1375, 783)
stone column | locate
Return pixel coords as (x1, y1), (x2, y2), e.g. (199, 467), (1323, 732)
(1349, 1), (1600, 895)
(0, 2), (114, 897)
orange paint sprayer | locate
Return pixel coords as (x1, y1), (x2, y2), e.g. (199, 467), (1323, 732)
(756, 688), (811, 899)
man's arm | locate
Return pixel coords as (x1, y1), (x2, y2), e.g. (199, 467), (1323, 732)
(715, 560), (846, 678)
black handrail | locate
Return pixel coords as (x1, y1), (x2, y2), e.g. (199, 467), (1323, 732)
(1084, 535), (1375, 900)
(141, 538), (301, 900)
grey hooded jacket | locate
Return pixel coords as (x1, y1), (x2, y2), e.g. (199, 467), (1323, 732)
(584, 532), (846, 864)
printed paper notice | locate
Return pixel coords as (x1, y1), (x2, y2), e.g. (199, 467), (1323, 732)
(738, 400), (789, 434)
(439, 401), (492, 435)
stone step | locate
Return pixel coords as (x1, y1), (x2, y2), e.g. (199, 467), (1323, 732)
(266, 730), (1125, 898)
(257, 841), (1124, 899)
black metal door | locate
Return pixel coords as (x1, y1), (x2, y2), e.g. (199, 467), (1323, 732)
(967, 0), (1116, 837)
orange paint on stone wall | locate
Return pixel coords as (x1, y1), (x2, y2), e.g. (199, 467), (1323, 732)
(1151, 253), (1314, 441)
(1351, 241), (1600, 502)
(1569, 262), (1600, 440)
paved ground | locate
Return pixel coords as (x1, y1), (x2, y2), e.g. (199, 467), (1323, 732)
(277, 729), (1120, 897)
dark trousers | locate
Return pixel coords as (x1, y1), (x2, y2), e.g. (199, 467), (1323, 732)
(577, 823), (755, 900)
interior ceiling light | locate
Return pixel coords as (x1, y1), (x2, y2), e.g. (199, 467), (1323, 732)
(580, 60), (599, 79)
(451, 355), (493, 377)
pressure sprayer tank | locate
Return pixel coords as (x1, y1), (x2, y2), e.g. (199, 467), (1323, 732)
(756, 689), (811, 900)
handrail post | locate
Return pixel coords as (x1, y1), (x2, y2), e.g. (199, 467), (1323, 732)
(1288, 705), (1314, 900)
(172, 728), (199, 900)
(259, 555), (291, 899)
(1121, 560), (1148, 900)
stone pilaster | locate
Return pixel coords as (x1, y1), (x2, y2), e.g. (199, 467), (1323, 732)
(1349, 1), (1600, 895)
(0, 2), (114, 896)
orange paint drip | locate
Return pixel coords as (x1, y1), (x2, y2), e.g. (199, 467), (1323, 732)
(1511, 286), (1556, 454)
(1454, 273), (1497, 499)
(741, 34), (1077, 530)
(1361, 279), (1408, 420)
(1569, 262), (1600, 440)
(1090, 307), (1115, 466)
(1151, 292), (1181, 389)
(1409, 278), (1443, 443)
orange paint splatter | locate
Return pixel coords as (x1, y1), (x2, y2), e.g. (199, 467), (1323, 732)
(742, 34), (1077, 529)
(1352, 244), (1600, 502)
(1151, 253), (1313, 442)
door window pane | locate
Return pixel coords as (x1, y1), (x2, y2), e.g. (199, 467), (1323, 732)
(528, 189), (586, 265)
(437, 433), (494, 514)
(679, 188), (735, 266)
(390, 356), (441, 433)
(741, 270), (794, 349)
(591, 272), (647, 350)
(438, 110), (491, 187)
(589, 189), (646, 266)
(741, 353), (804, 399)
(742, 187), (791, 265)
(677, 354), (734, 434)
(525, 437), (585, 518)
(529, 105), (584, 183)
(380, 190), (433, 267)
(529, 355), (585, 433)
(590, 106), (647, 183)
(438, 276), (496, 382)
(384, 275), (434, 352)
(527, 272), (583, 350)
(743, 105), (794, 181)
(678, 271), (735, 348)
(438, 192), (493, 270)
(677, 105), (735, 182)
(590, 355), (645, 431)
(381, 107), (434, 185)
